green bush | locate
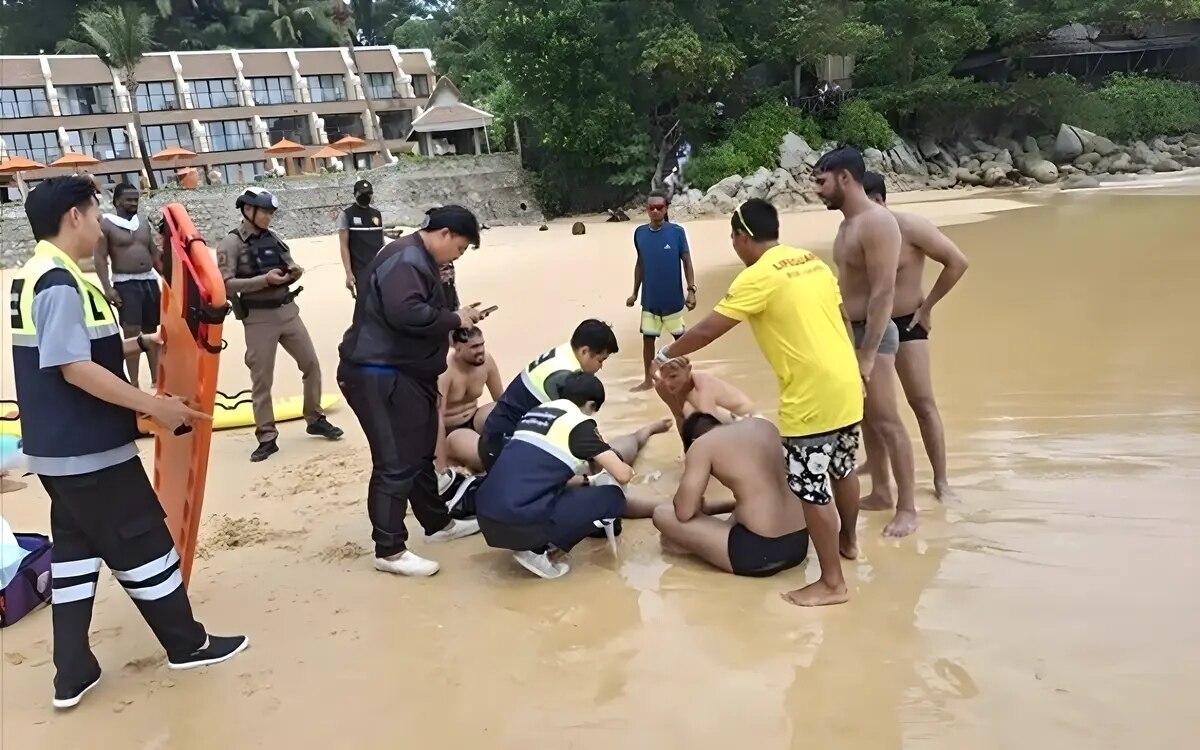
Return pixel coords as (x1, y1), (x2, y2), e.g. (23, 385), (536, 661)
(685, 102), (823, 191)
(829, 99), (895, 150)
(868, 75), (1003, 137)
(1097, 74), (1200, 141)
(685, 142), (755, 191)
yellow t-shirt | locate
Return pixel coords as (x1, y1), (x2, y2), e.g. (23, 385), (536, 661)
(713, 244), (862, 437)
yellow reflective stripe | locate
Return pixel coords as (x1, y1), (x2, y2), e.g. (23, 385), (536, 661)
(16, 241), (118, 334)
(510, 432), (578, 470)
(524, 344), (581, 400)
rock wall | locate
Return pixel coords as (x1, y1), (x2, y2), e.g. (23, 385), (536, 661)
(0, 154), (543, 268)
(672, 126), (1200, 218)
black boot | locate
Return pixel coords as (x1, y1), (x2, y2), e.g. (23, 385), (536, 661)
(250, 439), (278, 462)
(306, 417), (344, 440)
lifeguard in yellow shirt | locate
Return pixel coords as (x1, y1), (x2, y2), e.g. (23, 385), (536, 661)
(652, 198), (863, 607)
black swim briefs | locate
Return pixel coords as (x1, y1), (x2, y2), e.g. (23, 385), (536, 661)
(445, 407), (479, 436)
(727, 524), (809, 578)
(892, 312), (929, 343)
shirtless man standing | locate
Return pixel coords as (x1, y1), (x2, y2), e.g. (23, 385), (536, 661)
(437, 326), (504, 473)
(813, 147), (918, 538)
(94, 183), (161, 389)
(861, 172), (969, 501)
(653, 357), (756, 433)
(652, 413), (810, 577)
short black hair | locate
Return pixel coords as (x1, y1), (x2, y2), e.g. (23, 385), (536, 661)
(25, 176), (99, 240)
(112, 182), (137, 202)
(681, 412), (722, 452)
(571, 319), (619, 355)
(451, 326), (483, 344)
(814, 146), (866, 183)
(731, 198), (779, 241)
(863, 171), (886, 200)
(647, 190), (669, 204)
(423, 204), (481, 247)
(559, 372), (606, 410)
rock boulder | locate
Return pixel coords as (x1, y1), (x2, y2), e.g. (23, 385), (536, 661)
(779, 132), (816, 175)
(1153, 158), (1183, 172)
(1063, 174), (1100, 190)
(1021, 158), (1060, 184)
(708, 175), (743, 198)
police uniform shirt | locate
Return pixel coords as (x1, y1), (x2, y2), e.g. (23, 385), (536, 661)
(336, 204), (384, 279)
(11, 242), (139, 476)
(214, 220), (296, 303)
(483, 343), (581, 441)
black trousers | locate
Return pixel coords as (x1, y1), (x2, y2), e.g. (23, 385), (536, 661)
(39, 458), (206, 692)
(337, 362), (451, 557)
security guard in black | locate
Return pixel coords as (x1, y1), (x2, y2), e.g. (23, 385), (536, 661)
(338, 178), (384, 295)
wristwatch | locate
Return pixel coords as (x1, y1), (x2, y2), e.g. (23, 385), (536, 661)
(136, 334), (149, 353)
(653, 346), (673, 366)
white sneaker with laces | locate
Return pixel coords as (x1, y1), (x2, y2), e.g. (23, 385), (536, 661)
(374, 550), (440, 577)
(437, 469), (458, 494)
(512, 550), (570, 579)
(426, 518), (481, 543)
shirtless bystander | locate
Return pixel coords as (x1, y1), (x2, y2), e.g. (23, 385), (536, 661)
(814, 147), (918, 537)
(437, 327), (504, 473)
(861, 172), (968, 501)
(94, 183), (161, 389)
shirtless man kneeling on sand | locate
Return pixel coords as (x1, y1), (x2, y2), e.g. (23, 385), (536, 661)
(861, 172), (969, 501)
(437, 326), (504, 474)
(652, 413), (811, 577)
(654, 357), (756, 434)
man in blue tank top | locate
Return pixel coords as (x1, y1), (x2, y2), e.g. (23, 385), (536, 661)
(626, 191), (696, 391)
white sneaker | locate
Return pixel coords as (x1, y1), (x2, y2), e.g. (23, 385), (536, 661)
(589, 470), (619, 487)
(437, 469), (458, 494)
(426, 518), (481, 543)
(374, 551), (440, 577)
(512, 550), (570, 579)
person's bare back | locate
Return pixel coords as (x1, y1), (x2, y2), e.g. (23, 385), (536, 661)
(699, 418), (805, 538)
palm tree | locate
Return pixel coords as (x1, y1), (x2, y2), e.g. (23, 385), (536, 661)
(333, 0), (391, 165)
(59, 4), (160, 189)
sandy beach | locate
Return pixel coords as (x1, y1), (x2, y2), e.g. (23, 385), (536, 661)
(2, 183), (1198, 748)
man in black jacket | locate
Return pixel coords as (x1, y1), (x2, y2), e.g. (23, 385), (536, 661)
(337, 205), (489, 577)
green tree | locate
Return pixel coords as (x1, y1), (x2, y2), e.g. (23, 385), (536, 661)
(59, 4), (162, 189)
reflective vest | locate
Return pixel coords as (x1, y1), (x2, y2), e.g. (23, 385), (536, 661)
(476, 399), (591, 525)
(484, 343), (582, 439)
(9, 242), (139, 459)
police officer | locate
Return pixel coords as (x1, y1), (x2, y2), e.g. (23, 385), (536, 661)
(216, 187), (343, 462)
(12, 176), (247, 710)
(338, 205), (488, 577)
(337, 178), (384, 297)
(474, 372), (633, 579)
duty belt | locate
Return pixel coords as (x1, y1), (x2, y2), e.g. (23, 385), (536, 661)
(241, 286), (304, 310)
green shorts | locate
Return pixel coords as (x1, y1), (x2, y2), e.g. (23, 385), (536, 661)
(641, 308), (686, 338)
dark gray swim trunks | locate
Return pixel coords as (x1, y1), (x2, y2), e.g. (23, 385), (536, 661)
(851, 320), (900, 355)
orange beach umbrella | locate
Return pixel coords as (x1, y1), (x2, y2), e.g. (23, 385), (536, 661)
(332, 135), (367, 151)
(0, 155), (46, 174)
(151, 146), (197, 162)
(51, 151), (101, 169)
(311, 145), (348, 159)
(265, 138), (307, 155)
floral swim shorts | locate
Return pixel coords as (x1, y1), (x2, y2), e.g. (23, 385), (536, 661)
(781, 425), (861, 505)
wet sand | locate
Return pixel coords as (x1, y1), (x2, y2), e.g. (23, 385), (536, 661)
(2, 186), (1199, 748)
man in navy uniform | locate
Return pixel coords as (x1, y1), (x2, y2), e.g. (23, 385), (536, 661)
(11, 176), (248, 710)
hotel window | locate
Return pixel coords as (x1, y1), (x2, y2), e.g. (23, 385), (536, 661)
(189, 78), (241, 109)
(1, 88), (51, 119)
(135, 81), (178, 112)
(250, 76), (296, 105)
(216, 161), (266, 185)
(7, 131), (60, 163)
(265, 115), (312, 145)
(66, 127), (132, 160)
(57, 85), (117, 115)
(322, 113), (365, 142)
(307, 74), (346, 103)
(141, 123), (193, 156)
(364, 73), (397, 100)
(206, 119), (256, 152)
(378, 110), (414, 140)
(410, 74), (430, 97)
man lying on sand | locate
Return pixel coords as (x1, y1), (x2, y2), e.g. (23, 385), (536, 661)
(653, 413), (810, 577)
(653, 357), (756, 435)
(436, 326), (503, 474)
